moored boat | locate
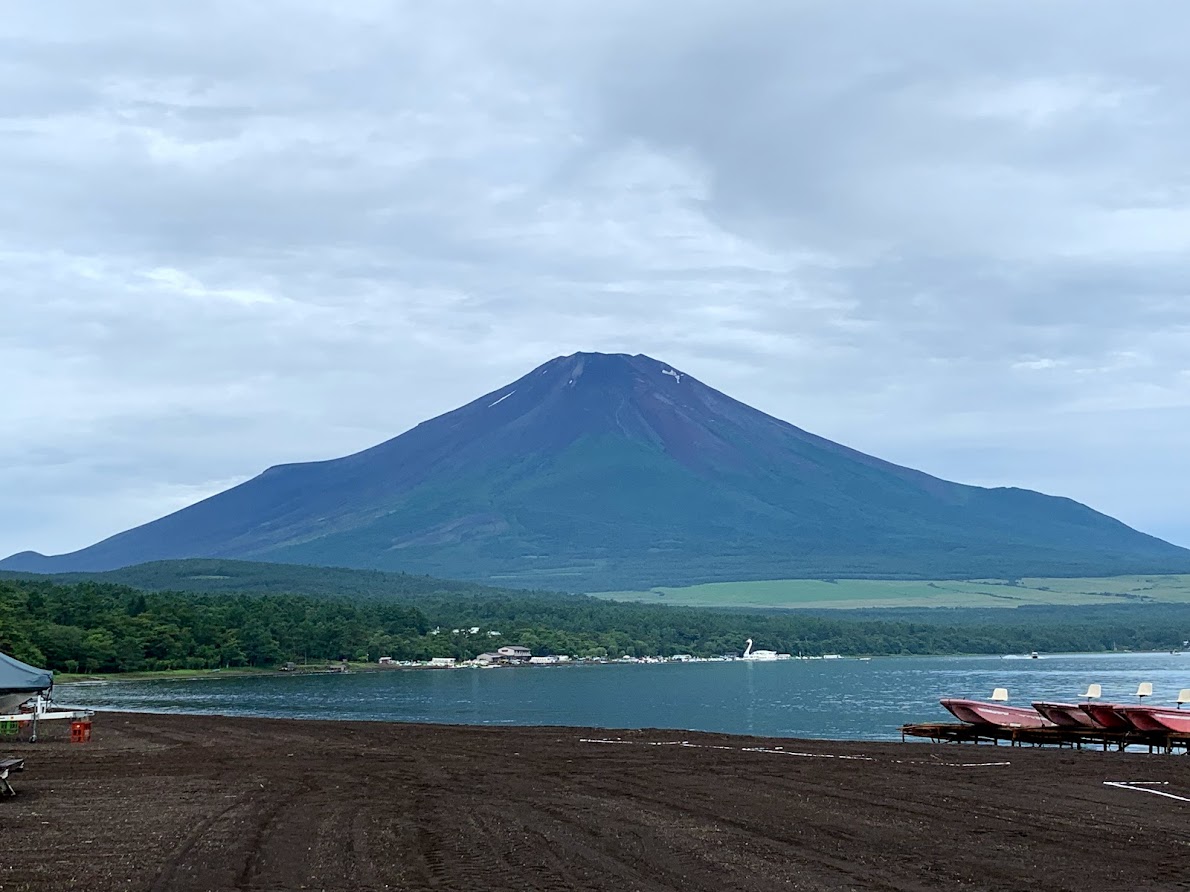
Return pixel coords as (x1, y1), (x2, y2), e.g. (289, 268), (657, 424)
(939, 698), (987, 725)
(941, 688), (1054, 729)
(1120, 706), (1190, 734)
(1078, 702), (1133, 730)
(1073, 682), (1137, 730)
(1032, 701), (1099, 729)
(1077, 682), (1177, 731)
(1116, 706), (1175, 733)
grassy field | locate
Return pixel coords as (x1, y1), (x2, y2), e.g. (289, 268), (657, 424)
(591, 575), (1190, 610)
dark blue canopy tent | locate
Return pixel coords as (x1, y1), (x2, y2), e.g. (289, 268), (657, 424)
(0, 652), (53, 713)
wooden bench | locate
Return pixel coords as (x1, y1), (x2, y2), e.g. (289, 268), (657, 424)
(0, 757), (25, 797)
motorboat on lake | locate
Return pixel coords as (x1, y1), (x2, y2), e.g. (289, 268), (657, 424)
(940, 688), (1054, 729)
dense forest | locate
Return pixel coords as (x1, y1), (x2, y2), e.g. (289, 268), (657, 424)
(0, 557), (553, 601)
(2, 577), (1188, 674)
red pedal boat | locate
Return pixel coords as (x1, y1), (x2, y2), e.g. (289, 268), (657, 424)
(1078, 683), (1190, 732)
(1031, 701), (1099, 729)
(1078, 702), (1133, 729)
(941, 688), (1054, 729)
(1118, 689), (1190, 734)
(1072, 683), (1134, 730)
(1116, 706), (1175, 732)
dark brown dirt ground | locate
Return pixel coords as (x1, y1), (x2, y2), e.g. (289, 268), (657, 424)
(1, 712), (1188, 892)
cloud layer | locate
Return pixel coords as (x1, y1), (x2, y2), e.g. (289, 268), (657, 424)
(4, 1), (1189, 557)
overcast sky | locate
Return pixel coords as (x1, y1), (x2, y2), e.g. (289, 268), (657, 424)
(3, 0), (1189, 559)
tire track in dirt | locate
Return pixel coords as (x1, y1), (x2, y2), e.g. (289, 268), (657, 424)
(7, 713), (1190, 892)
(234, 778), (316, 889)
(528, 787), (914, 892)
(148, 793), (255, 892)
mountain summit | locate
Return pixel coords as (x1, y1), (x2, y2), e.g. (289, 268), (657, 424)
(5, 352), (1188, 588)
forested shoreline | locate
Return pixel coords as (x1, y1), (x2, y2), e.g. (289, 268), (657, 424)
(2, 578), (1188, 674)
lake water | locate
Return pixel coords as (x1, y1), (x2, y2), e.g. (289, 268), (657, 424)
(59, 652), (1189, 741)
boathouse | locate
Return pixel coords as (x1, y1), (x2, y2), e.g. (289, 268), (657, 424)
(496, 646), (532, 663)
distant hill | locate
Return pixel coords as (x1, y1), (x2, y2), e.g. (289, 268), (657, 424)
(5, 351), (1190, 590)
(0, 558), (561, 601)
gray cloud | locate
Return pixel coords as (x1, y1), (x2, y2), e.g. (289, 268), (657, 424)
(3, 1), (1189, 557)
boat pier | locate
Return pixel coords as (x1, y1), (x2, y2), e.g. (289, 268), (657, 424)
(901, 721), (1190, 754)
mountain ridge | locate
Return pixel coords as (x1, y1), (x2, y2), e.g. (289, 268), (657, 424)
(5, 351), (1189, 589)
(0, 557), (570, 601)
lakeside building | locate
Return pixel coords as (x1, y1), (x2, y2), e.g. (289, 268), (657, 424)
(476, 646), (534, 665)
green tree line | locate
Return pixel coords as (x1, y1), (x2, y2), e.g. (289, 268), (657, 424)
(1, 578), (1187, 673)
(0, 580), (432, 672)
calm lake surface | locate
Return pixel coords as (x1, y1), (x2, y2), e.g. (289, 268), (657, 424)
(60, 652), (1189, 741)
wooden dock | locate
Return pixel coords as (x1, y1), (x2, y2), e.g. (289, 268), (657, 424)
(901, 722), (1190, 753)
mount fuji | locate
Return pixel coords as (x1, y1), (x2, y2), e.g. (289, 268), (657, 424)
(4, 352), (1187, 589)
